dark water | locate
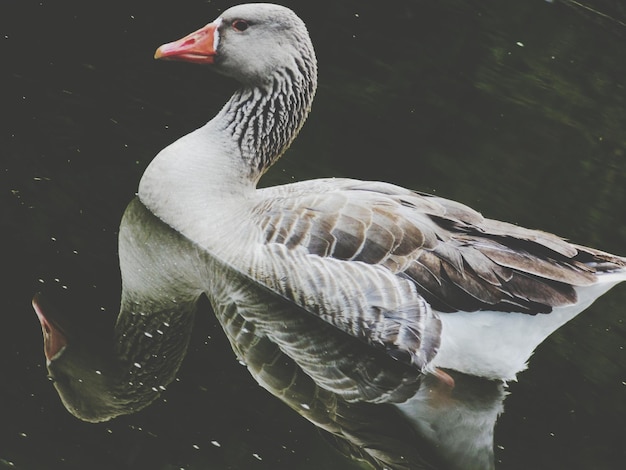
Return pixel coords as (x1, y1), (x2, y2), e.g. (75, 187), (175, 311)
(2, 0), (626, 468)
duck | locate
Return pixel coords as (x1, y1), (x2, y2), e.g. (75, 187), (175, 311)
(136, 2), (626, 382)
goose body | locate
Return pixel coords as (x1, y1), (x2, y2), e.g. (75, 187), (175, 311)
(32, 3), (626, 434)
(137, 3), (626, 382)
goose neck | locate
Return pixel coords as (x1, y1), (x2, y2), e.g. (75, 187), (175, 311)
(106, 292), (199, 414)
(215, 58), (317, 184)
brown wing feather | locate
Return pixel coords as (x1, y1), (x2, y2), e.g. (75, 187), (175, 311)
(255, 179), (625, 315)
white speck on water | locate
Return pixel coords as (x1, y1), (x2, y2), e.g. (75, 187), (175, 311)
(144, 332), (153, 338)
(252, 453), (262, 461)
(192, 444), (200, 450)
(516, 41), (524, 47)
(300, 403), (310, 410)
(133, 362), (142, 369)
(163, 322), (170, 327)
(19, 432), (27, 438)
(156, 329), (164, 335)
(210, 440), (221, 447)
(95, 370), (102, 375)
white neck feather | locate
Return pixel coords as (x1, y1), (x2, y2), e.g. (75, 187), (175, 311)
(138, 52), (317, 237)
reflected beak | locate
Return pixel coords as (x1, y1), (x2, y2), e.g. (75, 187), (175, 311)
(32, 293), (68, 364)
(154, 22), (220, 64)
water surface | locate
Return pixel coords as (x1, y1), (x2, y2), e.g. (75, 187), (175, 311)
(2, 0), (625, 468)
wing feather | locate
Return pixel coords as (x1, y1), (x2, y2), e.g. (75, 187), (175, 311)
(248, 243), (441, 371)
(253, 178), (623, 321)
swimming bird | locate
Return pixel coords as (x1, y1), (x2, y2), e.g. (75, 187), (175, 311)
(36, 3), (626, 411)
(138, 2), (626, 382)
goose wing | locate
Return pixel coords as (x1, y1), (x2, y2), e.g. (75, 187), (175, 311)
(249, 178), (614, 367)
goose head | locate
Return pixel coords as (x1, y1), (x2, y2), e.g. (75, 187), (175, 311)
(140, 3), (318, 214)
(155, 3), (316, 87)
(32, 293), (126, 423)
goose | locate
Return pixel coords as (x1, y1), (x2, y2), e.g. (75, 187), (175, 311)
(35, 3), (626, 419)
(138, 3), (626, 382)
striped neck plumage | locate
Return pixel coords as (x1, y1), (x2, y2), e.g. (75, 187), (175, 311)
(215, 54), (317, 184)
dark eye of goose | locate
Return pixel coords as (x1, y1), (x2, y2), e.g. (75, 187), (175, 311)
(232, 20), (249, 32)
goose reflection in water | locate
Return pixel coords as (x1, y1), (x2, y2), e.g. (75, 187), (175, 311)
(34, 198), (505, 470)
(32, 4), (626, 469)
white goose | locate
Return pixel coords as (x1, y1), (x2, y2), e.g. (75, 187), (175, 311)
(140, 3), (626, 382)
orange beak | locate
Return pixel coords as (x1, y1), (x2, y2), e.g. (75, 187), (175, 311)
(154, 22), (219, 64)
(32, 293), (68, 364)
